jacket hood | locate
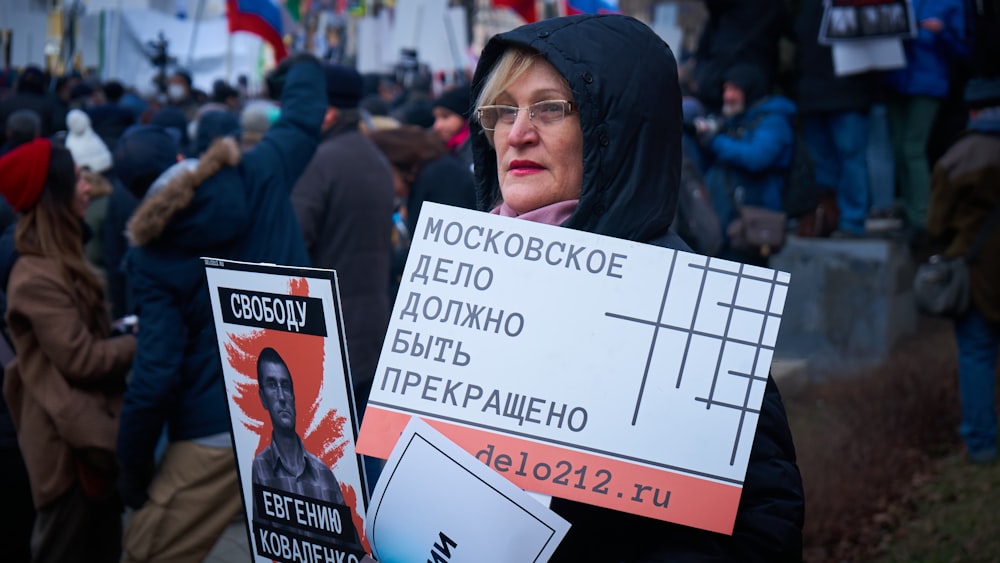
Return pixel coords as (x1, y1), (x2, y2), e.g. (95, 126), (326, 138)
(470, 14), (682, 242)
(126, 137), (246, 249)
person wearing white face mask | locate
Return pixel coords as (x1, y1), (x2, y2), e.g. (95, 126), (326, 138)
(165, 70), (203, 122)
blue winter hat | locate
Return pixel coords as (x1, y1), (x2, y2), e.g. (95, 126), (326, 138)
(433, 85), (471, 119)
(113, 124), (179, 198)
(324, 64), (363, 109)
(965, 77), (1000, 109)
(195, 111), (240, 155)
(724, 64), (769, 108)
(151, 106), (190, 149)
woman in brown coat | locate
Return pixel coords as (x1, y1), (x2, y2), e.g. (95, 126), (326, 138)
(0, 138), (136, 562)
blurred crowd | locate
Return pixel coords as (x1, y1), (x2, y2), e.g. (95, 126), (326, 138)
(673, 0), (999, 264)
(0, 0), (998, 561)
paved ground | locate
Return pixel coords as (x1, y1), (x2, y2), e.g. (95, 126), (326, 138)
(204, 519), (251, 563)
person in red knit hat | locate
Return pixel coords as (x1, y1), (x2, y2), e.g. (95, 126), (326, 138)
(0, 138), (136, 563)
(0, 138), (51, 212)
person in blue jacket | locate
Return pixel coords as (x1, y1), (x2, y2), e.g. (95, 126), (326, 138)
(885, 0), (968, 233)
(697, 63), (796, 262)
(114, 54), (325, 562)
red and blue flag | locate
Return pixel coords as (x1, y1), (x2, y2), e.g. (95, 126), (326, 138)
(226, 0), (288, 61)
(564, 0), (618, 16)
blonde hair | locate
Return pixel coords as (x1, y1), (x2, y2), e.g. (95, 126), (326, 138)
(474, 47), (573, 142)
(474, 48), (539, 113)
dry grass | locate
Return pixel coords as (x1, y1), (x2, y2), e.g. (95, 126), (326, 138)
(785, 317), (963, 562)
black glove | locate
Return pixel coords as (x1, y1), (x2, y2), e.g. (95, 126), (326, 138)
(117, 461), (155, 510)
(265, 52), (321, 100)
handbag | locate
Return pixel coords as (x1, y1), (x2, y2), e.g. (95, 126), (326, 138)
(914, 200), (1000, 317)
(723, 171), (787, 258)
(913, 256), (971, 317)
(727, 205), (787, 257)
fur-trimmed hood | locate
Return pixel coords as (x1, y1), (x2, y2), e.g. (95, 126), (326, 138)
(126, 137), (245, 248)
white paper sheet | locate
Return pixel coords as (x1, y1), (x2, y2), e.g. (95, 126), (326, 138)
(366, 418), (570, 563)
(832, 38), (906, 76)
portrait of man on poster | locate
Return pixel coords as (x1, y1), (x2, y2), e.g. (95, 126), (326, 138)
(251, 347), (346, 508)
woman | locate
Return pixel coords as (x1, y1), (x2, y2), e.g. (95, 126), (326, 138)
(431, 85), (474, 171)
(0, 138), (136, 562)
(469, 15), (803, 561)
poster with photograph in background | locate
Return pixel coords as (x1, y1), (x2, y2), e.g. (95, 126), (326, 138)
(819, 0), (917, 44)
(204, 259), (370, 563)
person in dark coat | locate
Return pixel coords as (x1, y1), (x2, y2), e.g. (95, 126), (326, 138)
(86, 80), (136, 151)
(927, 77), (1000, 465)
(794, 0), (873, 235)
(115, 55), (325, 562)
(0, 66), (62, 139)
(690, 0), (788, 112)
(149, 106), (191, 156)
(0, 113), (40, 562)
(0, 221), (33, 563)
(290, 64), (395, 416)
(469, 15), (803, 561)
(1, 109), (42, 156)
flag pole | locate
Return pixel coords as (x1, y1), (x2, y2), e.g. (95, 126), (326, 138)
(186, 0), (207, 68)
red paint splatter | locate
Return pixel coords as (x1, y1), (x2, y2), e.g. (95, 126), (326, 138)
(342, 484), (371, 553)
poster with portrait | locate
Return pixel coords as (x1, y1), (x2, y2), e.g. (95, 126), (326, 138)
(819, 0), (917, 44)
(204, 259), (369, 563)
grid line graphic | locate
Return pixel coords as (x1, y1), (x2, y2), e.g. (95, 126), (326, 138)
(605, 253), (788, 467)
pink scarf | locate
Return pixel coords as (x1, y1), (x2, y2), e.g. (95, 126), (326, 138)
(446, 124), (470, 154)
(490, 200), (579, 226)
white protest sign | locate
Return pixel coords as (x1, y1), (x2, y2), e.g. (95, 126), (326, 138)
(357, 203), (790, 534)
(204, 260), (370, 562)
(818, 0), (916, 44)
(366, 418), (569, 562)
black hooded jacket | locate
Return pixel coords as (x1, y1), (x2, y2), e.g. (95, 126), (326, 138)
(470, 15), (803, 562)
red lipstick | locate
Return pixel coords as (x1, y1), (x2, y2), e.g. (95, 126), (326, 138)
(508, 160), (544, 175)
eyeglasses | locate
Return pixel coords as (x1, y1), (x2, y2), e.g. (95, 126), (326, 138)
(476, 100), (577, 131)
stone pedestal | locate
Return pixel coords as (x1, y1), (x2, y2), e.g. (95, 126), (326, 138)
(768, 235), (917, 370)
